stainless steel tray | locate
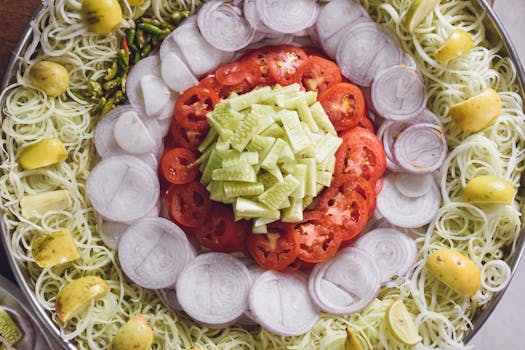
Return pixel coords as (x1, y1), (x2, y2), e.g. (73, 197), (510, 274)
(1, 0), (524, 348)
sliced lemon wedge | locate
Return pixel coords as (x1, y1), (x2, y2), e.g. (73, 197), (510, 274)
(55, 276), (109, 322)
(386, 300), (422, 346)
(32, 229), (80, 268)
(345, 327), (363, 350)
(111, 314), (153, 350)
(18, 138), (67, 170)
(449, 88), (502, 132)
(463, 175), (516, 204)
(435, 29), (474, 62)
(404, 0), (440, 33)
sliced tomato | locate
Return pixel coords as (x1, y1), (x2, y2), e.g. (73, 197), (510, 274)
(331, 174), (376, 219)
(167, 181), (212, 228)
(160, 148), (198, 185)
(335, 127), (386, 186)
(293, 211), (342, 263)
(174, 86), (220, 131)
(293, 56), (342, 94)
(195, 204), (250, 252)
(170, 122), (207, 151)
(244, 47), (276, 85)
(358, 115), (375, 132)
(281, 257), (303, 274)
(247, 223), (299, 271)
(318, 82), (366, 132)
(318, 189), (368, 241)
(302, 46), (328, 58)
(215, 59), (262, 86)
(267, 45), (308, 86)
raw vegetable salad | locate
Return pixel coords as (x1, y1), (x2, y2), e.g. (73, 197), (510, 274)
(1, 0), (524, 349)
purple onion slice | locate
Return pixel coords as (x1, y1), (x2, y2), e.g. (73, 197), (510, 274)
(371, 65), (427, 121)
(256, 0), (320, 34)
(316, 0), (368, 40)
(198, 1), (255, 52)
(244, 0), (274, 34)
(336, 23), (403, 86)
(393, 122), (447, 173)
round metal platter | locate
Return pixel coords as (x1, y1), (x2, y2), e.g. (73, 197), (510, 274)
(1, 0), (524, 348)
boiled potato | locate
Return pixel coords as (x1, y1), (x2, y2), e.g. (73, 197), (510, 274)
(425, 249), (481, 297)
(32, 229), (80, 268)
(435, 29), (474, 62)
(55, 276), (109, 322)
(449, 88), (502, 132)
(111, 314), (153, 350)
(82, 0), (123, 34)
(463, 175), (516, 204)
(29, 61), (69, 97)
(18, 138), (67, 170)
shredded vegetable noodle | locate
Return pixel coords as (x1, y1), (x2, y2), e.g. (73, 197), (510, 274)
(1, 0), (524, 349)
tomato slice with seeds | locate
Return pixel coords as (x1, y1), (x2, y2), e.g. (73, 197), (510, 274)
(358, 115), (375, 132)
(215, 59), (262, 87)
(247, 223), (299, 271)
(331, 174), (377, 219)
(195, 204), (250, 252)
(267, 45), (308, 86)
(160, 148), (198, 185)
(174, 86), (219, 131)
(318, 189), (368, 241)
(293, 211), (342, 263)
(335, 127), (386, 186)
(318, 82), (366, 132)
(293, 56), (342, 94)
(167, 181), (212, 228)
(170, 122), (207, 151)
(244, 47), (276, 85)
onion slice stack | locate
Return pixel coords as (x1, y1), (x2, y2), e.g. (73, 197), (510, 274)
(355, 228), (417, 284)
(198, 0), (255, 52)
(256, 0), (320, 34)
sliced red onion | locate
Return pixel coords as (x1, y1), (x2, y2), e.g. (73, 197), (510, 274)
(98, 218), (128, 250)
(244, 0), (274, 34)
(376, 173), (440, 228)
(87, 156), (160, 223)
(371, 65), (427, 121)
(403, 52), (418, 70)
(355, 228), (417, 284)
(249, 271), (319, 336)
(198, 1), (255, 52)
(157, 285), (183, 312)
(240, 263), (266, 325)
(113, 110), (158, 155)
(161, 51), (199, 93)
(119, 218), (195, 289)
(140, 75), (173, 118)
(156, 112), (172, 137)
(377, 120), (404, 172)
(416, 108), (443, 126)
(308, 247), (380, 315)
(256, 0), (320, 34)
(393, 122), (447, 173)
(0, 306), (35, 350)
(336, 23), (403, 87)
(177, 253), (251, 326)
(172, 16), (234, 77)
(94, 105), (138, 158)
(245, 33), (294, 50)
(316, 0), (367, 40)
(126, 55), (162, 108)
(394, 172), (436, 198)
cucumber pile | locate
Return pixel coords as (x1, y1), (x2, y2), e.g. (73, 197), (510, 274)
(198, 84), (342, 233)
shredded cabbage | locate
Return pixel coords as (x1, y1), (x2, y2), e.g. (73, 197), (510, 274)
(0, 0), (524, 349)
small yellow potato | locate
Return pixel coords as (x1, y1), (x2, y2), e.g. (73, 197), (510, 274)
(20, 190), (71, 219)
(18, 138), (67, 170)
(55, 276), (109, 322)
(32, 229), (80, 268)
(449, 88), (502, 133)
(111, 314), (154, 350)
(463, 175), (516, 204)
(435, 29), (474, 62)
(29, 61), (69, 97)
(345, 327), (363, 350)
(82, 0), (123, 34)
(425, 249), (481, 297)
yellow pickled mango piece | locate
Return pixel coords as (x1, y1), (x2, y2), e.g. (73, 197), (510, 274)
(111, 314), (154, 350)
(435, 29), (474, 62)
(425, 249), (481, 297)
(0, 309), (23, 346)
(404, 0), (440, 33)
(29, 61), (70, 97)
(32, 229), (80, 268)
(345, 327), (363, 350)
(82, 0), (123, 34)
(20, 190), (71, 219)
(450, 88), (502, 133)
(55, 276), (109, 322)
(463, 175), (516, 204)
(385, 300), (422, 346)
(18, 138), (67, 170)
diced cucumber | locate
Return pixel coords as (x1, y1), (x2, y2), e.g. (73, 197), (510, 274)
(222, 151), (259, 167)
(302, 158), (317, 197)
(201, 150), (222, 185)
(280, 110), (310, 153)
(265, 165), (284, 183)
(252, 223), (267, 234)
(282, 197), (304, 222)
(207, 181), (234, 203)
(196, 147), (213, 170)
(276, 138), (295, 163)
(291, 164), (307, 199)
(224, 182), (265, 197)
(261, 123), (286, 138)
(310, 102), (337, 135)
(297, 100), (319, 132)
(315, 134), (343, 163)
(235, 197), (280, 219)
(316, 171), (333, 187)
(230, 113), (274, 152)
(229, 86), (272, 111)
(259, 171), (279, 189)
(276, 91), (317, 109)
(212, 161), (257, 183)
(258, 175), (300, 210)
(277, 196), (291, 210)
(198, 128), (218, 153)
